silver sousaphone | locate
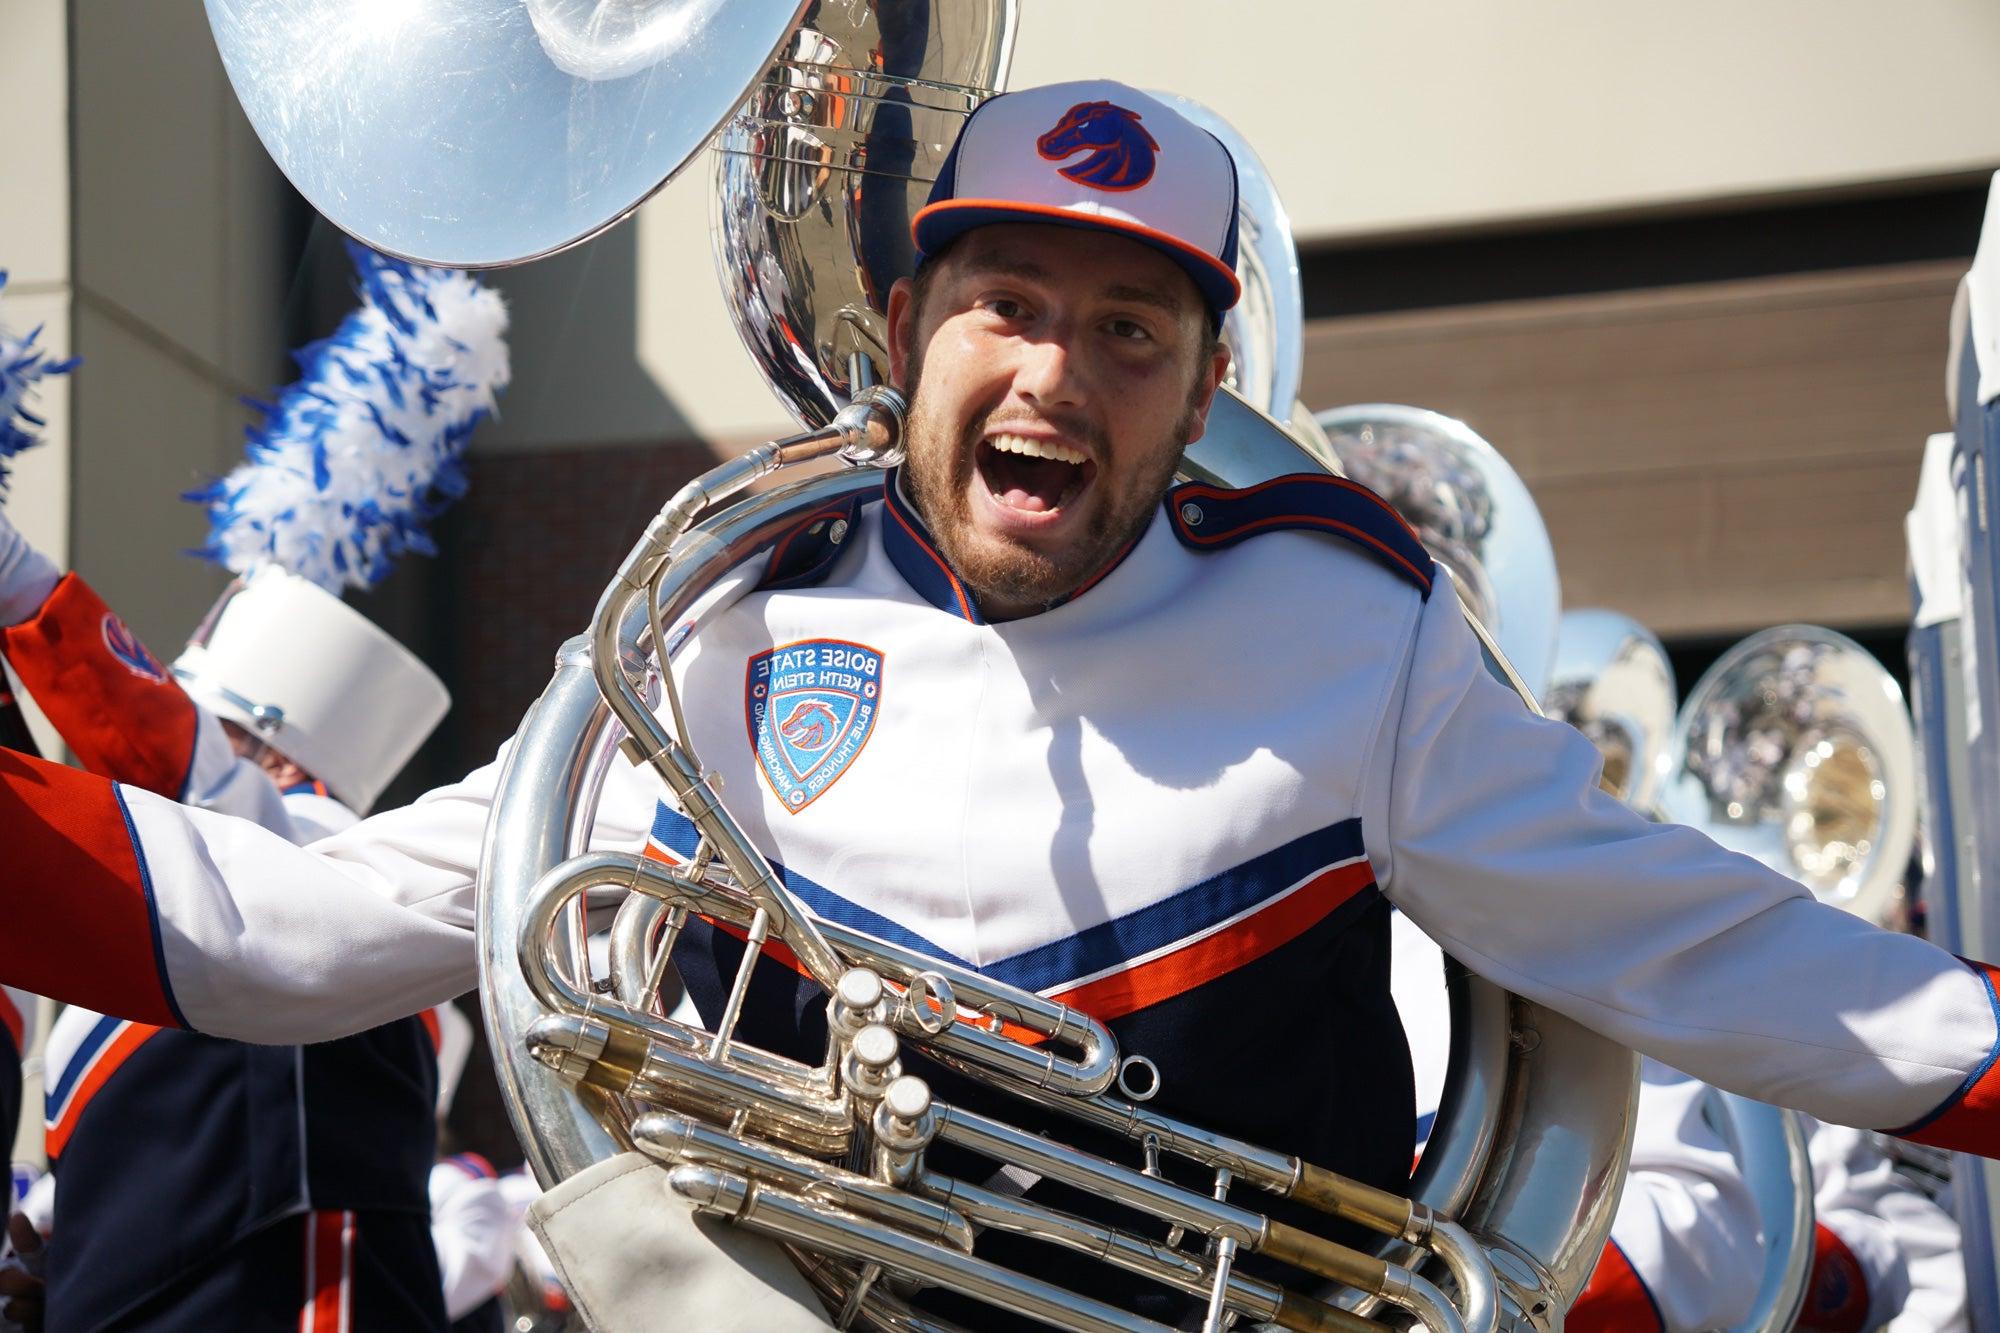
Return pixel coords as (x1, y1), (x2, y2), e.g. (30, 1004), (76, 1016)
(1546, 611), (1678, 815)
(207, 3), (1636, 1328)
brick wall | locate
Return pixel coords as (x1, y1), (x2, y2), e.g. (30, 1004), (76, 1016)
(421, 438), (718, 782)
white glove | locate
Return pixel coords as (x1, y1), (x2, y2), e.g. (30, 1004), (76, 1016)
(0, 508), (59, 628)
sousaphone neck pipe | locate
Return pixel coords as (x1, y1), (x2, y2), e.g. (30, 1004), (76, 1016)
(584, 386), (909, 994)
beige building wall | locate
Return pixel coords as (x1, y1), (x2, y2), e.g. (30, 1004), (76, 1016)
(1010, 0), (2000, 241)
(9, 0), (1997, 652)
(64, 2), (299, 654)
(602, 0), (2000, 451)
(0, 0), (75, 760)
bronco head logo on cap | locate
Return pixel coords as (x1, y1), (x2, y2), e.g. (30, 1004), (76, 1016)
(1037, 101), (1160, 192)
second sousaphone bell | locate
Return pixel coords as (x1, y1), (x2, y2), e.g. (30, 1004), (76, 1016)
(1661, 626), (1918, 925)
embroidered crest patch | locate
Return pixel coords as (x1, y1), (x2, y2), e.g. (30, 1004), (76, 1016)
(101, 613), (167, 683)
(746, 638), (884, 812)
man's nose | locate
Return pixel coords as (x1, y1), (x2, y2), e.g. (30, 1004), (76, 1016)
(1012, 332), (1085, 409)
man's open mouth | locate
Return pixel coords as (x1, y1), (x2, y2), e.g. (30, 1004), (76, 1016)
(977, 433), (1096, 515)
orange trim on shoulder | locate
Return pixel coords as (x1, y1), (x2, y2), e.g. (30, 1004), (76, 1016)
(1175, 474), (1427, 548)
(763, 504), (856, 586)
(1179, 511), (1432, 589)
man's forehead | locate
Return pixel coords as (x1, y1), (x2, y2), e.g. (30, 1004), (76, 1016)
(942, 225), (1204, 318)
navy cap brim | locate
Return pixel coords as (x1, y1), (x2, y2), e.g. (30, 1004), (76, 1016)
(912, 199), (1242, 320)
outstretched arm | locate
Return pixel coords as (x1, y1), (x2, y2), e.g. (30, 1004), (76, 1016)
(1376, 582), (2000, 1156)
(0, 497), (301, 834)
(0, 739), (656, 1042)
(2, 568), (299, 835)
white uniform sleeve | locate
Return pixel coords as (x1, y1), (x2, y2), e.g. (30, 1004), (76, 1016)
(120, 741), (659, 1042)
(178, 710), (299, 836)
(1606, 1062), (1763, 1330)
(429, 1159), (516, 1320)
(1373, 584), (2000, 1135)
(181, 705), (362, 846)
(1807, 1120), (1967, 1332)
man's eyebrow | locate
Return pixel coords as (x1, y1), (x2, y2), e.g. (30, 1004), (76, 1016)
(956, 252), (1186, 317)
(1100, 282), (1181, 315)
(955, 252), (1053, 284)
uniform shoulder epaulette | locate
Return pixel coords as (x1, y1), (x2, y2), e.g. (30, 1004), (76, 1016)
(1166, 473), (1434, 598)
(757, 492), (868, 592)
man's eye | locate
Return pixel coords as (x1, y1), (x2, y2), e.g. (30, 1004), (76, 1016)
(1107, 318), (1152, 341)
(987, 298), (1027, 320)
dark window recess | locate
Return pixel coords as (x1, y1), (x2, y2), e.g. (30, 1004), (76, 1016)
(1664, 626), (1911, 710)
(1302, 179), (1992, 319)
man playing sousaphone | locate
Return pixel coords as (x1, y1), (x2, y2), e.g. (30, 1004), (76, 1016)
(2, 81), (2000, 1328)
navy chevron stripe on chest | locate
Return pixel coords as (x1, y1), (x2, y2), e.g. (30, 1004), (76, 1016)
(1166, 473), (1434, 597)
(647, 804), (1378, 1020)
(648, 804), (970, 966)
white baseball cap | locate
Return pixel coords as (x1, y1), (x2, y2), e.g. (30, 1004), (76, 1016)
(913, 80), (1243, 318)
(173, 567), (450, 813)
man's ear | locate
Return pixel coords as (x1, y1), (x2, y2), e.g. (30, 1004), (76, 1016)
(1182, 341), (1234, 446)
(886, 277), (917, 391)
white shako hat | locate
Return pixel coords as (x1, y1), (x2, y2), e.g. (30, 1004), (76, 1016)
(173, 567), (449, 813)
(913, 79), (1244, 320)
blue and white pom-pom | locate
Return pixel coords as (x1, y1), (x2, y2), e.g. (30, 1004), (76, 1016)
(0, 271), (81, 498)
(188, 241), (510, 592)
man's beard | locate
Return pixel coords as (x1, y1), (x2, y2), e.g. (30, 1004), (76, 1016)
(900, 364), (1199, 614)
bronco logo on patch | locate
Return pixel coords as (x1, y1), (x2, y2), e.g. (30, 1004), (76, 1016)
(101, 613), (167, 683)
(745, 638), (884, 812)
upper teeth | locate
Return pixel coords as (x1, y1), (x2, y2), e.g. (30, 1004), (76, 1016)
(989, 433), (1087, 466)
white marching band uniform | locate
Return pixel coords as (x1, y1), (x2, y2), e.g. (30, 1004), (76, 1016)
(0, 519), (458, 1328)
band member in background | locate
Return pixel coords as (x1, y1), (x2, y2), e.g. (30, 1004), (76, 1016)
(0, 243), (505, 1330)
(1, 534), (454, 1329)
(425, 1001), (522, 1333)
(1795, 1120), (1966, 1331)
(1391, 912), (1764, 1331)
(8, 81), (2000, 1326)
